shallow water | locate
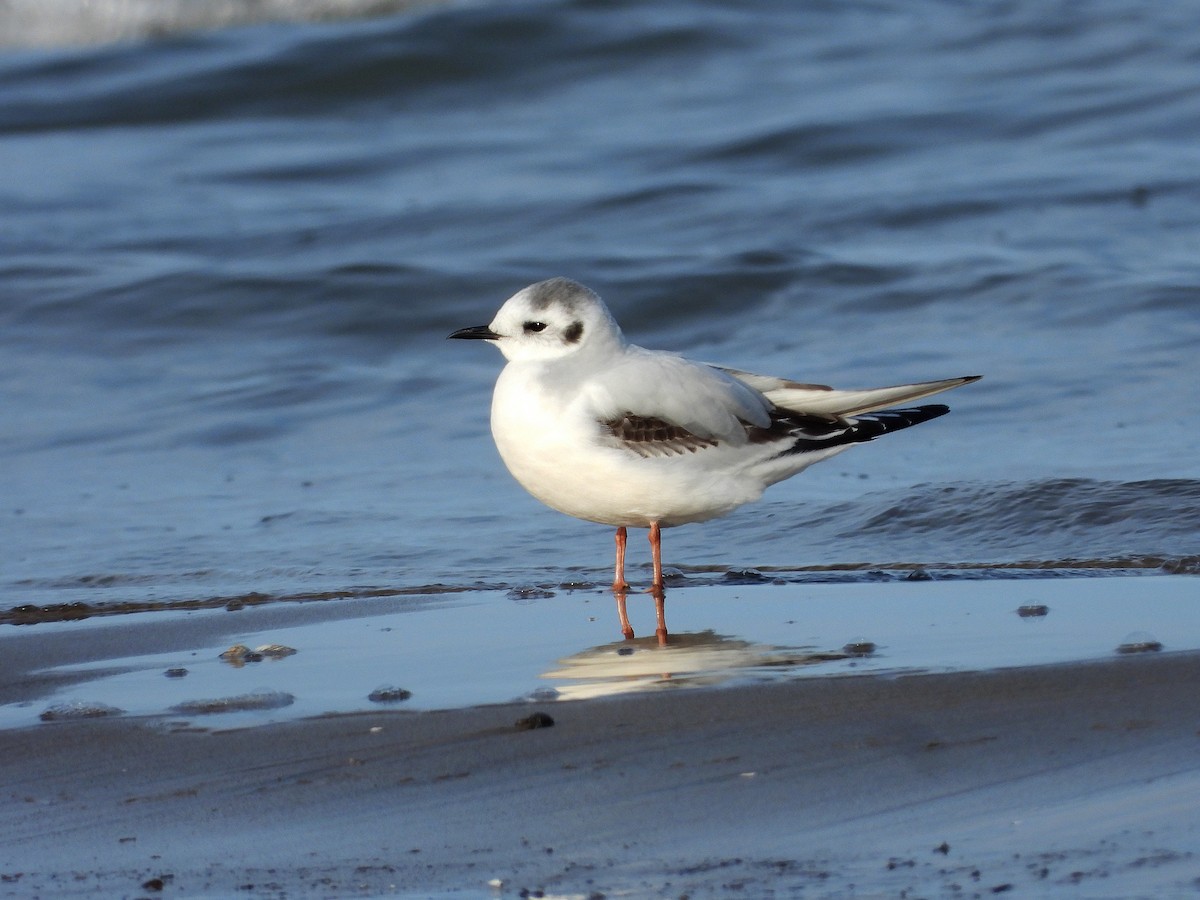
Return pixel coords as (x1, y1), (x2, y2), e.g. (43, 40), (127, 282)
(2, 3), (1198, 642)
(6, 575), (1196, 730)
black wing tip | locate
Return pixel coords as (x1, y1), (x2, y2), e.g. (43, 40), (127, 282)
(779, 403), (955, 457)
(857, 404), (952, 434)
(905, 403), (950, 423)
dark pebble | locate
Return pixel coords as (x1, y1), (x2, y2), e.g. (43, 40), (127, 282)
(368, 687), (413, 703)
(1117, 640), (1163, 654)
(515, 712), (555, 730)
(843, 641), (876, 656)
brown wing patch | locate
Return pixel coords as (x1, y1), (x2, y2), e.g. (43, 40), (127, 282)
(604, 414), (720, 458)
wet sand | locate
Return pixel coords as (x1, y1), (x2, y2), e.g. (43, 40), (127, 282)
(2, 641), (1199, 897)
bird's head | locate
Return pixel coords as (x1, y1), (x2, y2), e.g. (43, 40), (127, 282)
(448, 277), (623, 363)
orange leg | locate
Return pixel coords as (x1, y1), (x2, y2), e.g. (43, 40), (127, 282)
(648, 521), (664, 591)
(612, 526), (630, 592)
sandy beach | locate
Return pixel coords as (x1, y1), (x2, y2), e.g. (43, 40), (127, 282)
(3, 631), (1198, 898)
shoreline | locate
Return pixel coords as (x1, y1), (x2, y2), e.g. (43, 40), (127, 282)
(3, 650), (1199, 897)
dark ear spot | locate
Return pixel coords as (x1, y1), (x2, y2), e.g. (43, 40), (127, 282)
(563, 321), (584, 343)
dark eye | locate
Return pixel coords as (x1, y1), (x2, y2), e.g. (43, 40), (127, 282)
(523, 321), (548, 333)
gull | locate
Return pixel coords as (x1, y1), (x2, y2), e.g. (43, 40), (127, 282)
(449, 277), (979, 598)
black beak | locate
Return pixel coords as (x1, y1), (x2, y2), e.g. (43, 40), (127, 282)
(447, 325), (501, 341)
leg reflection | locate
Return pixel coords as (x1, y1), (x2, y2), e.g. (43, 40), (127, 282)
(652, 584), (668, 646)
(614, 588), (634, 640)
(611, 585), (669, 647)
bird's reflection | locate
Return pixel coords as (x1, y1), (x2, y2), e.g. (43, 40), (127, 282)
(528, 582), (865, 701)
(542, 626), (845, 701)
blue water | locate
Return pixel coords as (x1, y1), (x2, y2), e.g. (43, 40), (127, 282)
(2, 0), (1199, 619)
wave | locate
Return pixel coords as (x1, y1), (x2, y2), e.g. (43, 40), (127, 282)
(852, 477), (1200, 543)
(785, 478), (1200, 566)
